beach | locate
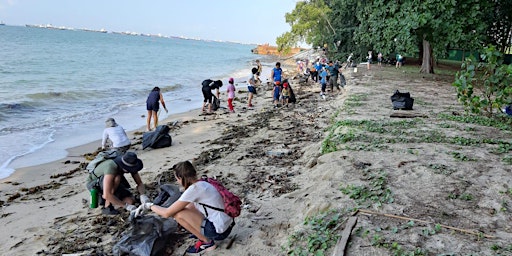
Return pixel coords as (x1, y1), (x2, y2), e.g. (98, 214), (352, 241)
(1, 59), (512, 256)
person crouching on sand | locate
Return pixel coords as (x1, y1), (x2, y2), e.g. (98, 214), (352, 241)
(86, 152), (149, 215)
(131, 160), (234, 254)
(226, 77), (236, 113)
(146, 86), (168, 132)
(102, 118), (131, 153)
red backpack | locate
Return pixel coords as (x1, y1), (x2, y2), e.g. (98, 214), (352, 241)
(200, 176), (242, 218)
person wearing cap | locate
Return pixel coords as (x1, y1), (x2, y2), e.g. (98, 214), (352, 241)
(86, 151), (148, 215)
(226, 78), (236, 113)
(146, 86), (168, 132)
(102, 118), (131, 153)
(282, 82), (291, 107)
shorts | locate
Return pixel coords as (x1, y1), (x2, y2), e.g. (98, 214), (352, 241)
(86, 175), (133, 201)
(201, 218), (234, 241)
(146, 101), (159, 112)
(202, 87), (213, 103)
(282, 96), (290, 100)
(248, 85), (256, 94)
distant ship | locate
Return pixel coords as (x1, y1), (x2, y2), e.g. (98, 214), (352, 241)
(0, 21), (5, 26)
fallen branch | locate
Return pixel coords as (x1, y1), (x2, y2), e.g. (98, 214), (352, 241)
(331, 216), (358, 256)
(358, 209), (494, 238)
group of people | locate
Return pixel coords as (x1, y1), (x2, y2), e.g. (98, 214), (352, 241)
(86, 149), (233, 253)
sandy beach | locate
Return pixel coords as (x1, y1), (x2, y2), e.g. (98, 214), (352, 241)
(1, 59), (512, 256)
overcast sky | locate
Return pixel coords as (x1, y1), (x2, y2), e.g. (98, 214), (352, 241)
(0, 0), (299, 45)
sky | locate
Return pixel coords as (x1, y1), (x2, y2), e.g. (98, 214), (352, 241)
(0, 0), (300, 45)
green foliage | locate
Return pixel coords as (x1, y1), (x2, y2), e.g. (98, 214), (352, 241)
(284, 209), (344, 256)
(453, 45), (512, 115)
(340, 170), (393, 207)
(438, 112), (512, 131)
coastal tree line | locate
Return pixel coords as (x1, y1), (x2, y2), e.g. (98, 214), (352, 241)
(277, 0), (512, 74)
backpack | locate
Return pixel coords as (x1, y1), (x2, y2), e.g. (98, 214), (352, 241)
(86, 149), (121, 174)
(199, 176), (242, 218)
(390, 90), (414, 110)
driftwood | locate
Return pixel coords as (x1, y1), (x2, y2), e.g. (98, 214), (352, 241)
(331, 216), (358, 256)
(358, 209), (494, 238)
(390, 112), (428, 118)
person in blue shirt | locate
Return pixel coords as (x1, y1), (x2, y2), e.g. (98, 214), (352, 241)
(314, 60), (323, 83)
(270, 62), (283, 85)
(325, 61), (341, 92)
(320, 67), (328, 99)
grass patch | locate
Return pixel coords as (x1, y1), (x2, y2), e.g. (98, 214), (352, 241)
(439, 113), (512, 131)
(340, 170), (393, 208)
(283, 209), (345, 256)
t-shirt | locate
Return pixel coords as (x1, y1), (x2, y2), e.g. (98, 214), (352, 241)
(227, 84), (235, 99)
(87, 159), (119, 183)
(248, 74), (256, 86)
(102, 126), (130, 148)
(272, 67), (283, 82)
(282, 87), (290, 97)
(179, 181), (233, 233)
(326, 64), (339, 77)
(320, 70), (328, 84)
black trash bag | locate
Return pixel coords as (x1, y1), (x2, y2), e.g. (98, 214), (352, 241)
(211, 95), (220, 111)
(153, 184), (181, 208)
(142, 125), (172, 149)
(113, 215), (178, 256)
(390, 90), (414, 110)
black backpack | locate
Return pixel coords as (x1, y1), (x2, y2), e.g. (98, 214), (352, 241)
(390, 90), (414, 110)
(142, 125), (172, 149)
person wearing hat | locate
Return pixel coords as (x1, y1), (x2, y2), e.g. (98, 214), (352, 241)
(102, 118), (131, 153)
(86, 151), (149, 215)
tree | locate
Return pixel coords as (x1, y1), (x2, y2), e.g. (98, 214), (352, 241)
(485, 0), (512, 53)
(355, 0), (490, 74)
(276, 0), (331, 54)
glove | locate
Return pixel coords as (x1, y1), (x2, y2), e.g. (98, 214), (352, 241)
(125, 204), (137, 211)
(140, 194), (151, 204)
(132, 203), (154, 218)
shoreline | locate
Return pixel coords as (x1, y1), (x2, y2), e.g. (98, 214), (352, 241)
(0, 59), (275, 181)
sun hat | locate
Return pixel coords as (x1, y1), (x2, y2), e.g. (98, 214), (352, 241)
(229, 78), (234, 83)
(283, 82), (289, 88)
(114, 152), (143, 173)
(275, 81), (281, 85)
(105, 118), (117, 127)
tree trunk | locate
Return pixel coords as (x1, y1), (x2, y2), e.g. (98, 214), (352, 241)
(420, 38), (434, 74)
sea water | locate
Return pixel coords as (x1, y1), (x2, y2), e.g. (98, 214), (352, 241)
(0, 25), (274, 179)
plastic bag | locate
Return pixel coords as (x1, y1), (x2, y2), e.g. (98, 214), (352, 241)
(113, 215), (177, 256)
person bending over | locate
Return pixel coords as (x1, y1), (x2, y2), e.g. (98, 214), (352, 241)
(146, 86), (168, 132)
(133, 160), (234, 254)
(86, 152), (149, 215)
(201, 79), (223, 113)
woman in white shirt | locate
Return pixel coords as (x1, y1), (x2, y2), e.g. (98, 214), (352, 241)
(134, 160), (234, 254)
(102, 118), (131, 152)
